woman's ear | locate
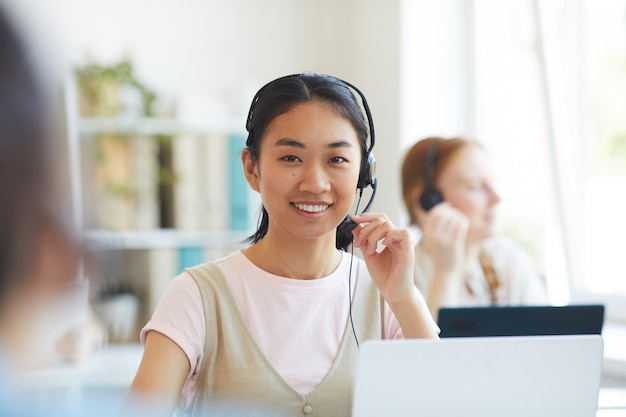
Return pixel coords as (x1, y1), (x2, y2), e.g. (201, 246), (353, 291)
(410, 187), (425, 222)
(242, 149), (260, 192)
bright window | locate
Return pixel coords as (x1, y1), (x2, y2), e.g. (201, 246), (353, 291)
(581, 0), (626, 294)
(474, 0), (626, 320)
(402, 0), (626, 321)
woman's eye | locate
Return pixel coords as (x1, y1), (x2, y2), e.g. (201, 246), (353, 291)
(329, 156), (347, 164)
(281, 155), (301, 162)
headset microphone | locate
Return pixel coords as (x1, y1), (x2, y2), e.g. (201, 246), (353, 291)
(360, 177), (378, 216)
(339, 177), (378, 235)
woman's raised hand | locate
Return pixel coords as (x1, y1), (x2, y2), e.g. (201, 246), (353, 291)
(350, 212), (415, 305)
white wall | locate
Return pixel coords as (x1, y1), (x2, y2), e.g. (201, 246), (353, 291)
(400, 0), (474, 146)
(313, 0), (403, 221)
(398, 0), (475, 226)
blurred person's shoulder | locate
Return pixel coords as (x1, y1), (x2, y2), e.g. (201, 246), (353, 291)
(482, 235), (537, 270)
(483, 235), (528, 255)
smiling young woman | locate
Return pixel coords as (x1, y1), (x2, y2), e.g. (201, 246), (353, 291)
(124, 73), (438, 417)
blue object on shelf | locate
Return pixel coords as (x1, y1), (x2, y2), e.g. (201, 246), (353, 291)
(178, 246), (205, 272)
(228, 134), (249, 231)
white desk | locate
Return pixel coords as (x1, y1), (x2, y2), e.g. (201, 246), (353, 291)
(597, 387), (626, 416)
(603, 323), (626, 381)
(18, 344), (143, 413)
(16, 343), (626, 416)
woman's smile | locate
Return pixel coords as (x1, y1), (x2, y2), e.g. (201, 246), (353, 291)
(292, 202), (331, 214)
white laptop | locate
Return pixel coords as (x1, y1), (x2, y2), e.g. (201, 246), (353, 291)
(351, 335), (604, 417)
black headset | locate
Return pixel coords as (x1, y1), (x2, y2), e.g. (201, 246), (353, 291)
(328, 77), (377, 237)
(341, 78), (376, 194)
(419, 139), (444, 211)
(246, 74), (378, 235)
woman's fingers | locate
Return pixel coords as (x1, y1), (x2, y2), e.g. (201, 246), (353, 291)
(351, 213), (394, 254)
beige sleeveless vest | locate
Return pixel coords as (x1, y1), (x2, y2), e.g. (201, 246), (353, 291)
(183, 261), (383, 417)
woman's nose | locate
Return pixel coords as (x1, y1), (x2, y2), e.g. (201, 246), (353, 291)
(488, 184), (501, 205)
(300, 163), (331, 193)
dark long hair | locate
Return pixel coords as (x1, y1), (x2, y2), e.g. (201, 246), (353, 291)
(244, 73), (370, 251)
(0, 7), (78, 310)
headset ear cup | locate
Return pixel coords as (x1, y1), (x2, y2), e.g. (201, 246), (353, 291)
(419, 188), (444, 211)
(419, 139), (443, 212)
(358, 153), (376, 190)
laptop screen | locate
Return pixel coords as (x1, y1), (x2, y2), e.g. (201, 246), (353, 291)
(352, 335), (604, 417)
(437, 304), (605, 338)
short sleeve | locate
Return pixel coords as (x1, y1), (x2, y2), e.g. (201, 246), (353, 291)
(140, 271), (206, 379)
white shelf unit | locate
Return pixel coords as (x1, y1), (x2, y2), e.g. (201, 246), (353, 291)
(84, 229), (251, 251)
(78, 116), (243, 138)
(66, 80), (255, 341)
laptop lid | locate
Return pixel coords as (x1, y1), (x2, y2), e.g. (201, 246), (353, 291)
(437, 304), (605, 338)
(351, 335), (604, 417)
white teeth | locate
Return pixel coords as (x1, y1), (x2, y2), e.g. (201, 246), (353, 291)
(294, 203), (328, 213)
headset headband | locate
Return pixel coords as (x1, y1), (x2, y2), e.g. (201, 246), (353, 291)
(245, 74), (375, 155)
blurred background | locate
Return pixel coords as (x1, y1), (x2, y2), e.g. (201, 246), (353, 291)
(3, 0), (625, 409)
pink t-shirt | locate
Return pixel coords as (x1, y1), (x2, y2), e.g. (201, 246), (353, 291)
(141, 250), (403, 405)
